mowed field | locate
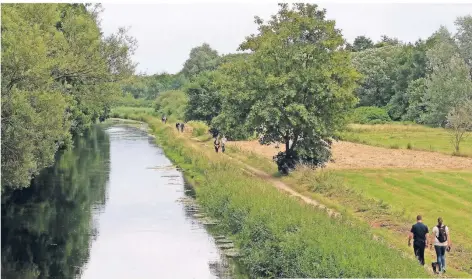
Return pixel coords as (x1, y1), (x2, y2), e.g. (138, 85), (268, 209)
(228, 124), (472, 276)
(340, 123), (472, 157)
(231, 140), (472, 170)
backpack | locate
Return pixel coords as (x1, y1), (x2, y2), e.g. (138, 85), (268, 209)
(437, 225), (447, 243)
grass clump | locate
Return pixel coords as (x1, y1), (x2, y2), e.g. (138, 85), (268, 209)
(187, 120), (209, 137)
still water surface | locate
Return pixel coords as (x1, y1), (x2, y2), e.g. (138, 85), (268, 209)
(1, 124), (230, 279)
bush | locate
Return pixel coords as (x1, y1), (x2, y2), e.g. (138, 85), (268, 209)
(187, 121), (209, 137)
(350, 106), (391, 124)
(273, 150), (299, 175)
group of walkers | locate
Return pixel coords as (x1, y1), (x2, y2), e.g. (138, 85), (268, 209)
(175, 122), (185, 133)
(213, 135), (227, 153)
(408, 215), (452, 274)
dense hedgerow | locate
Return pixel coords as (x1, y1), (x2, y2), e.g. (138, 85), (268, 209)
(121, 114), (427, 278)
(350, 106), (392, 124)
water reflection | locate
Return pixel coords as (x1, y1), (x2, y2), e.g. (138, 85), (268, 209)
(2, 124), (231, 279)
(1, 126), (110, 279)
(81, 125), (230, 279)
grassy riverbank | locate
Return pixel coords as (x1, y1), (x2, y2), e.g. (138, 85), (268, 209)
(113, 112), (428, 278)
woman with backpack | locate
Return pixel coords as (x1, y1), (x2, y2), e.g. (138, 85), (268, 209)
(220, 135), (227, 153)
(430, 217), (452, 274)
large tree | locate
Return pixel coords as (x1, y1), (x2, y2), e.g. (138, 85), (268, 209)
(218, 4), (359, 173)
(351, 45), (403, 107)
(455, 15), (472, 79)
(422, 27), (472, 126)
(403, 78), (427, 122)
(184, 70), (223, 124)
(352, 36), (374, 52)
(446, 100), (472, 154)
(1, 4), (136, 190)
(387, 40), (430, 120)
(181, 43), (220, 79)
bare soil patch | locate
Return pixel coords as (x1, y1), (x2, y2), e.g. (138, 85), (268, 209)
(229, 140), (472, 170)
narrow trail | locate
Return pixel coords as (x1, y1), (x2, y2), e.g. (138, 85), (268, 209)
(234, 160), (341, 218)
(184, 134), (341, 218)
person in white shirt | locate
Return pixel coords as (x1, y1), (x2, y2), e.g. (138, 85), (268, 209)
(221, 135), (227, 153)
(430, 217), (452, 274)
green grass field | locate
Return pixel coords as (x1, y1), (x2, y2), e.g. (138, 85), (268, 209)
(340, 123), (472, 157)
(335, 169), (472, 276)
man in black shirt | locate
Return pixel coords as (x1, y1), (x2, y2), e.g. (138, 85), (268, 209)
(408, 215), (429, 265)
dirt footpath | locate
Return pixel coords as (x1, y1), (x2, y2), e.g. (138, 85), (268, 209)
(229, 140), (472, 170)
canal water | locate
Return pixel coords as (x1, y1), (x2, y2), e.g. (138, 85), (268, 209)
(1, 124), (230, 279)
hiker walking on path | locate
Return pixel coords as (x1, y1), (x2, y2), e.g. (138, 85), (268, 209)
(221, 135), (227, 153)
(408, 215), (429, 266)
(162, 115), (167, 124)
(430, 217), (451, 274)
(180, 122), (185, 133)
(214, 136), (220, 153)
(176, 123), (180, 131)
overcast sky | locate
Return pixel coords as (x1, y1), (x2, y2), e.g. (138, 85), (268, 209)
(99, 3), (472, 75)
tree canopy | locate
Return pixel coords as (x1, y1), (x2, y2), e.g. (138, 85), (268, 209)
(422, 27), (472, 126)
(214, 4), (359, 172)
(181, 43), (220, 79)
(352, 36), (375, 52)
(184, 70), (223, 124)
(1, 4), (136, 190)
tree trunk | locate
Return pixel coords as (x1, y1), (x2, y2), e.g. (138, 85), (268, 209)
(454, 132), (460, 154)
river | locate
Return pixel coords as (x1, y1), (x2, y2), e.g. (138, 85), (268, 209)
(1, 123), (231, 279)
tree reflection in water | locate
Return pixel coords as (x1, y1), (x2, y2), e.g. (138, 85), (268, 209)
(2, 126), (110, 279)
